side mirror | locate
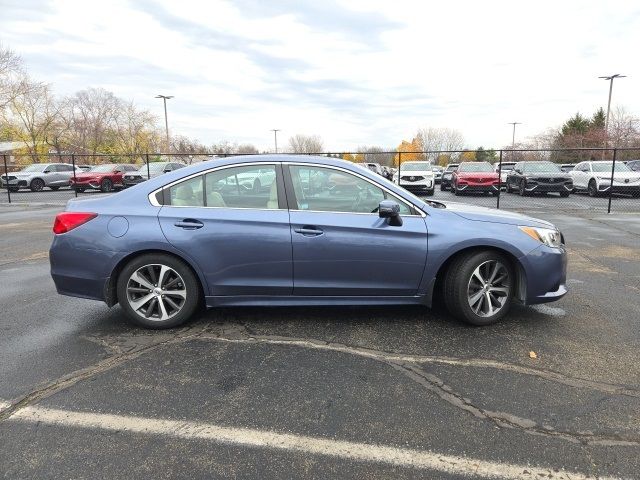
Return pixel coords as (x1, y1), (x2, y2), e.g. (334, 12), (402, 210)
(163, 168), (172, 173)
(43, 169), (51, 174)
(378, 200), (402, 226)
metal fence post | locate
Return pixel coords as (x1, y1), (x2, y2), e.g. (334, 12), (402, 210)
(496, 150), (503, 210)
(3, 154), (11, 204)
(71, 154), (78, 198)
(397, 151), (401, 185)
(607, 148), (617, 214)
(146, 153), (151, 179)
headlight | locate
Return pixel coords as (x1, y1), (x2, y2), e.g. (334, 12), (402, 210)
(519, 226), (563, 248)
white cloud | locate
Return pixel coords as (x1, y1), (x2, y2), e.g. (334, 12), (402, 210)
(1, 0), (639, 151)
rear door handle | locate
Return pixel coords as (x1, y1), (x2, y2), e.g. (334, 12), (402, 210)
(294, 226), (324, 236)
(174, 219), (204, 230)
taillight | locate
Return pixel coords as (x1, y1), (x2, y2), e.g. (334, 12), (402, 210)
(53, 212), (97, 234)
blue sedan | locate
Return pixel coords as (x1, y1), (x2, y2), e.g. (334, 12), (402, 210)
(50, 155), (567, 329)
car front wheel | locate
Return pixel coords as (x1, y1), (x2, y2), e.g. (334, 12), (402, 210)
(30, 178), (45, 192)
(101, 178), (113, 192)
(117, 254), (201, 329)
(444, 250), (514, 326)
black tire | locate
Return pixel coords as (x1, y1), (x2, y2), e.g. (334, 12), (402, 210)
(30, 178), (45, 192)
(491, 190), (499, 196)
(117, 253), (202, 329)
(453, 183), (460, 196)
(518, 180), (526, 196)
(440, 183), (447, 191)
(560, 191), (570, 198)
(588, 180), (598, 197)
(100, 178), (114, 193)
(49, 186), (60, 191)
(506, 182), (512, 193)
(443, 250), (515, 326)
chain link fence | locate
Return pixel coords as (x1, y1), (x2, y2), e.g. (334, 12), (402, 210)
(2, 148), (640, 214)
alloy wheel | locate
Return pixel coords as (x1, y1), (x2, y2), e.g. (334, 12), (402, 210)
(126, 264), (187, 321)
(467, 260), (511, 318)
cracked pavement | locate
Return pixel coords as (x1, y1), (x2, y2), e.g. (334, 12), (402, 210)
(0, 204), (639, 479)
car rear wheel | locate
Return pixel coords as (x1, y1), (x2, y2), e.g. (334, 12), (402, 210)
(444, 250), (514, 326)
(101, 178), (113, 192)
(117, 254), (201, 329)
(30, 178), (45, 192)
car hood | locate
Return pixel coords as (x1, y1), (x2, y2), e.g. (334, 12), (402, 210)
(13, 172), (38, 177)
(438, 201), (554, 228)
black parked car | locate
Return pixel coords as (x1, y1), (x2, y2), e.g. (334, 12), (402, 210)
(505, 161), (573, 197)
(440, 163), (459, 191)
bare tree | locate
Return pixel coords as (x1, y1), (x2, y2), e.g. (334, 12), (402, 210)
(4, 79), (56, 161)
(236, 143), (259, 154)
(288, 134), (324, 154)
(114, 102), (158, 158)
(0, 43), (29, 110)
(357, 145), (394, 166)
(415, 127), (465, 161)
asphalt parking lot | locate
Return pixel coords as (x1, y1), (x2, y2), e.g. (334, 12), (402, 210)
(0, 200), (639, 479)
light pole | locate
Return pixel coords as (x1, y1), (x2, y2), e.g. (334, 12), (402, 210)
(598, 74), (626, 151)
(155, 94), (173, 152)
(508, 122), (521, 148)
(270, 129), (281, 153)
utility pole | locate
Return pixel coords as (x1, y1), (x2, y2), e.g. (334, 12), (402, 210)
(155, 95), (174, 152)
(508, 122), (521, 148)
(270, 129), (281, 153)
(598, 74), (626, 152)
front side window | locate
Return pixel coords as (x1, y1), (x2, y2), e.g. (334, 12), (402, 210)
(289, 165), (412, 215)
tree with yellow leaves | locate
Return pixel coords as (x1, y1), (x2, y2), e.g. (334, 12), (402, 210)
(342, 153), (355, 162)
(393, 137), (422, 167)
(459, 151), (477, 162)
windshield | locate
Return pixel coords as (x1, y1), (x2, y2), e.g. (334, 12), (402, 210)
(499, 164), (516, 171)
(591, 162), (631, 172)
(142, 162), (169, 174)
(20, 164), (47, 173)
(521, 162), (561, 173)
(401, 162), (431, 172)
(90, 164), (116, 173)
(445, 164), (458, 172)
(458, 162), (493, 173)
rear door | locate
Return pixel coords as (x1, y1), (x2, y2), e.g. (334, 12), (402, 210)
(157, 163), (293, 296)
(285, 164), (428, 296)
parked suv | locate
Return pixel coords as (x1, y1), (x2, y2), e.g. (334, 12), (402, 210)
(626, 160), (640, 172)
(393, 161), (435, 195)
(506, 161), (573, 197)
(123, 161), (186, 187)
(0, 163), (80, 192)
(70, 163), (138, 192)
(569, 160), (640, 197)
(493, 161), (517, 185)
(452, 161), (500, 196)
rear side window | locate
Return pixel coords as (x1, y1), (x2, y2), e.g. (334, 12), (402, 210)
(167, 176), (204, 207)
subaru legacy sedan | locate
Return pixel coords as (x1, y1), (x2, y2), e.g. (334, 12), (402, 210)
(50, 155), (567, 329)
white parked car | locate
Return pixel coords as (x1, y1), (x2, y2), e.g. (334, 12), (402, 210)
(393, 161), (435, 196)
(493, 161), (517, 185)
(569, 160), (640, 197)
(0, 163), (81, 192)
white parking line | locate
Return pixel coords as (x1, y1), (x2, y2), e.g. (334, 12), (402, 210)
(6, 404), (618, 480)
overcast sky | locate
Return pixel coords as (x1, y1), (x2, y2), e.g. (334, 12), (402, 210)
(1, 0), (639, 151)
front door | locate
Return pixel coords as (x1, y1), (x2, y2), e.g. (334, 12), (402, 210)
(286, 164), (428, 296)
(158, 164), (293, 296)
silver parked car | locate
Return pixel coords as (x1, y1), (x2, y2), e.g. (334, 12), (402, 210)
(0, 163), (80, 192)
(122, 161), (186, 187)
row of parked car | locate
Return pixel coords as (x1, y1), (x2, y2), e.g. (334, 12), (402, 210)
(438, 160), (640, 197)
(0, 161), (186, 193)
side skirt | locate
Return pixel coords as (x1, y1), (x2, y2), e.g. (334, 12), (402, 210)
(205, 295), (429, 308)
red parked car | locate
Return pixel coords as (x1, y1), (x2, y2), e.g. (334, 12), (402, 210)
(70, 164), (138, 193)
(452, 161), (500, 196)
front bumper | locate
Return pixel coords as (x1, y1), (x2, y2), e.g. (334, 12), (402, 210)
(524, 182), (573, 193)
(398, 177), (434, 192)
(520, 244), (568, 305)
(70, 179), (103, 190)
(456, 183), (499, 193)
(123, 176), (147, 187)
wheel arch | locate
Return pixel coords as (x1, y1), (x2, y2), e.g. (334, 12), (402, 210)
(104, 248), (207, 307)
(428, 245), (527, 307)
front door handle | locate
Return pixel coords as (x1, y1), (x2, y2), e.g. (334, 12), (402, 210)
(174, 219), (204, 230)
(294, 226), (324, 236)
